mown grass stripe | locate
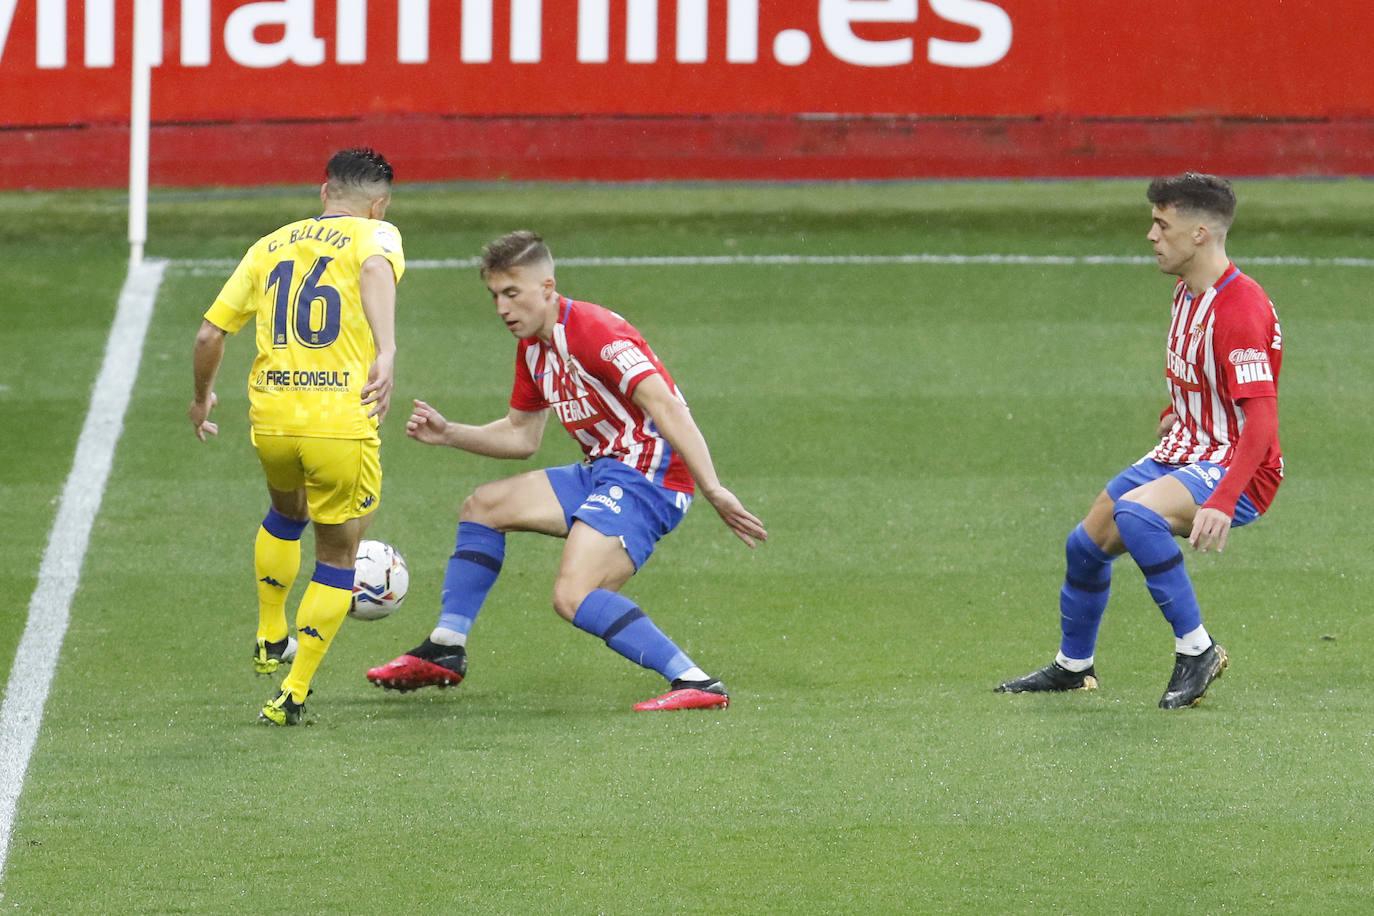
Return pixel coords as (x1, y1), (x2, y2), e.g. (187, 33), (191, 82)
(0, 259), (167, 878)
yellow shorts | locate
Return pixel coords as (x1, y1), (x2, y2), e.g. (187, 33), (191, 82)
(252, 431), (381, 525)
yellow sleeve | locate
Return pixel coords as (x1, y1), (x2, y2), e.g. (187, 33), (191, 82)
(204, 244), (261, 333)
(356, 221), (405, 284)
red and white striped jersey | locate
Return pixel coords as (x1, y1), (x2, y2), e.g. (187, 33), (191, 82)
(1148, 263), (1284, 511)
(510, 297), (695, 493)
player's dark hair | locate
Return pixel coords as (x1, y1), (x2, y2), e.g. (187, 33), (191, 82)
(1147, 172), (1236, 226)
(481, 230), (553, 277)
(325, 147), (394, 193)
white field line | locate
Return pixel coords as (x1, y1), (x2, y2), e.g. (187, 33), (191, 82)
(168, 252), (1374, 275)
(0, 259), (167, 880)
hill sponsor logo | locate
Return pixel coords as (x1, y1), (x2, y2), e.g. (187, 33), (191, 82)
(601, 339), (651, 375)
(1229, 348), (1273, 385)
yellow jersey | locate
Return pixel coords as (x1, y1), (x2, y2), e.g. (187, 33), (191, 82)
(205, 215), (405, 439)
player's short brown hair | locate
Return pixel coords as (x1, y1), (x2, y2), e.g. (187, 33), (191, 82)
(1147, 172), (1236, 227)
(481, 230), (553, 278)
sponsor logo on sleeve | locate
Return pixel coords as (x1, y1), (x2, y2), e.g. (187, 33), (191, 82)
(374, 226), (400, 253)
(601, 339), (651, 375)
(1229, 347), (1273, 385)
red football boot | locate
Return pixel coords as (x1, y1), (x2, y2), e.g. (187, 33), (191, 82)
(633, 678), (729, 711)
(366, 641), (467, 692)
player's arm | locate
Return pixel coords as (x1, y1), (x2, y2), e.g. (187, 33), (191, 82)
(1189, 395), (1278, 553)
(631, 373), (768, 548)
(359, 254), (399, 422)
(189, 319), (228, 441)
(1157, 406), (1178, 439)
(406, 399), (549, 459)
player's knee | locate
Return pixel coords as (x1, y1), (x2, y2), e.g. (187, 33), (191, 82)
(1112, 497), (1166, 542)
(1066, 521), (1118, 574)
(1065, 526), (1090, 563)
(459, 486), (500, 526)
(550, 580), (587, 623)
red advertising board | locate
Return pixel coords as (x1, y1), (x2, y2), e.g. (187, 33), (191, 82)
(2, 1), (1372, 186)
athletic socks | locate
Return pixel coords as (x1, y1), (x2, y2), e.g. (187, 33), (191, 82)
(429, 627), (467, 648)
(425, 525), (706, 685)
(281, 562), (354, 704)
(434, 522), (505, 641)
(1058, 522), (1116, 664)
(254, 507), (308, 643)
(1113, 500), (1206, 642)
(1175, 624), (1214, 657)
(572, 588), (695, 682)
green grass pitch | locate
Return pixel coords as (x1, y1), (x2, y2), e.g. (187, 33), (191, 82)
(2, 179), (1372, 913)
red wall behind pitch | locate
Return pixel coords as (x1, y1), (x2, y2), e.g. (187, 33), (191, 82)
(2, 1), (1372, 187)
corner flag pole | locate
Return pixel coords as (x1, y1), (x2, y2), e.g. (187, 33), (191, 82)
(128, 0), (155, 265)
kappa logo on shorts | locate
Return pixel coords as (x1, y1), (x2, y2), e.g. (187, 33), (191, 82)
(359, 495), (376, 510)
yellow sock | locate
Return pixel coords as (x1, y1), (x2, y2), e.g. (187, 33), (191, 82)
(281, 565), (354, 703)
(255, 523), (302, 643)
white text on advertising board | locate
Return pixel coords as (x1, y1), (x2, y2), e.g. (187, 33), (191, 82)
(2, 0), (1012, 70)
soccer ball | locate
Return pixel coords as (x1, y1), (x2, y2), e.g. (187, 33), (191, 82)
(350, 539), (409, 621)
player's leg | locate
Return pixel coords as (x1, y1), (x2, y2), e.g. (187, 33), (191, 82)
(1115, 475), (1208, 646)
(555, 522), (724, 710)
(551, 464), (725, 711)
(438, 469), (569, 638)
(1056, 489), (1124, 666)
(367, 469), (569, 691)
(997, 465), (1150, 694)
(270, 513), (370, 720)
(262, 438), (377, 725)
(1113, 470), (1227, 708)
(251, 435), (309, 674)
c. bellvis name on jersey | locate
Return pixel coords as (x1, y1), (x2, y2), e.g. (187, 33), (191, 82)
(204, 214), (405, 439)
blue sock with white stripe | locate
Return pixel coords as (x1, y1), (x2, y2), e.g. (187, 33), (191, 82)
(573, 588), (694, 681)
(1058, 523), (1116, 663)
(1113, 500), (1204, 640)
(436, 522), (505, 639)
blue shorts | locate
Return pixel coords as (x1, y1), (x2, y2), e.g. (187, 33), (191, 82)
(1106, 458), (1261, 527)
(544, 459), (692, 570)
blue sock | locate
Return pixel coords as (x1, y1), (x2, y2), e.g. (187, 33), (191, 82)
(572, 588), (693, 681)
(437, 522), (505, 636)
(1059, 523), (1116, 661)
(1113, 500), (1204, 639)
(262, 506), (308, 540)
